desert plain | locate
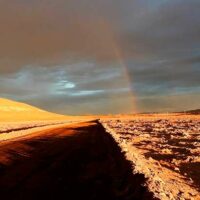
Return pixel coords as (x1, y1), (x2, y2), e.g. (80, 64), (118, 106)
(0, 99), (199, 200)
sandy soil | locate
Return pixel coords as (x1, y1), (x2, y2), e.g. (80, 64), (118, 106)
(0, 120), (155, 200)
(101, 115), (200, 200)
(0, 98), (76, 122)
(0, 120), (84, 142)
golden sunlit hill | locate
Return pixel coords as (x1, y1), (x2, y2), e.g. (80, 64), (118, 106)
(0, 98), (71, 122)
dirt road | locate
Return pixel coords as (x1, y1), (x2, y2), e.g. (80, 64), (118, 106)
(0, 120), (155, 200)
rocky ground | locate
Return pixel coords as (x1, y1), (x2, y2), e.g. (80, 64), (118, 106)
(0, 115), (199, 199)
(101, 115), (200, 200)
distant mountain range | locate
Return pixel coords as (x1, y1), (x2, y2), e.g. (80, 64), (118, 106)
(139, 109), (200, 115)
(182, 109), (200, 115)
(0, 98), (70, 122)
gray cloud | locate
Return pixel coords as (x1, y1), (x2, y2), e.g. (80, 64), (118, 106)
(0, 0), (199, 114)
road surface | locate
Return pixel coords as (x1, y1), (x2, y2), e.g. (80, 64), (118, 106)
(0, 120), (155, 200)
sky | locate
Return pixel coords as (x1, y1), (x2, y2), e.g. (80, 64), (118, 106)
(0, 0), (200, 115)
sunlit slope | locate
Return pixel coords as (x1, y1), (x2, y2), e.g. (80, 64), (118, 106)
(0, 98), (71, 122)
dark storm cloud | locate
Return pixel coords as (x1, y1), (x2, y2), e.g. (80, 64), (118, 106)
(128, 56), (200, 92)
(0, 0), (129, 73)
(118, 1), (200, 59)
(0, 0), (199, 114)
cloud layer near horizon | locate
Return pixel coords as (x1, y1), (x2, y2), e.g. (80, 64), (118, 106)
(0, 0), (199, 114)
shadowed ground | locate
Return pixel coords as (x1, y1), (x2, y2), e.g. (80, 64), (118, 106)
(0, 120), (155, 200)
